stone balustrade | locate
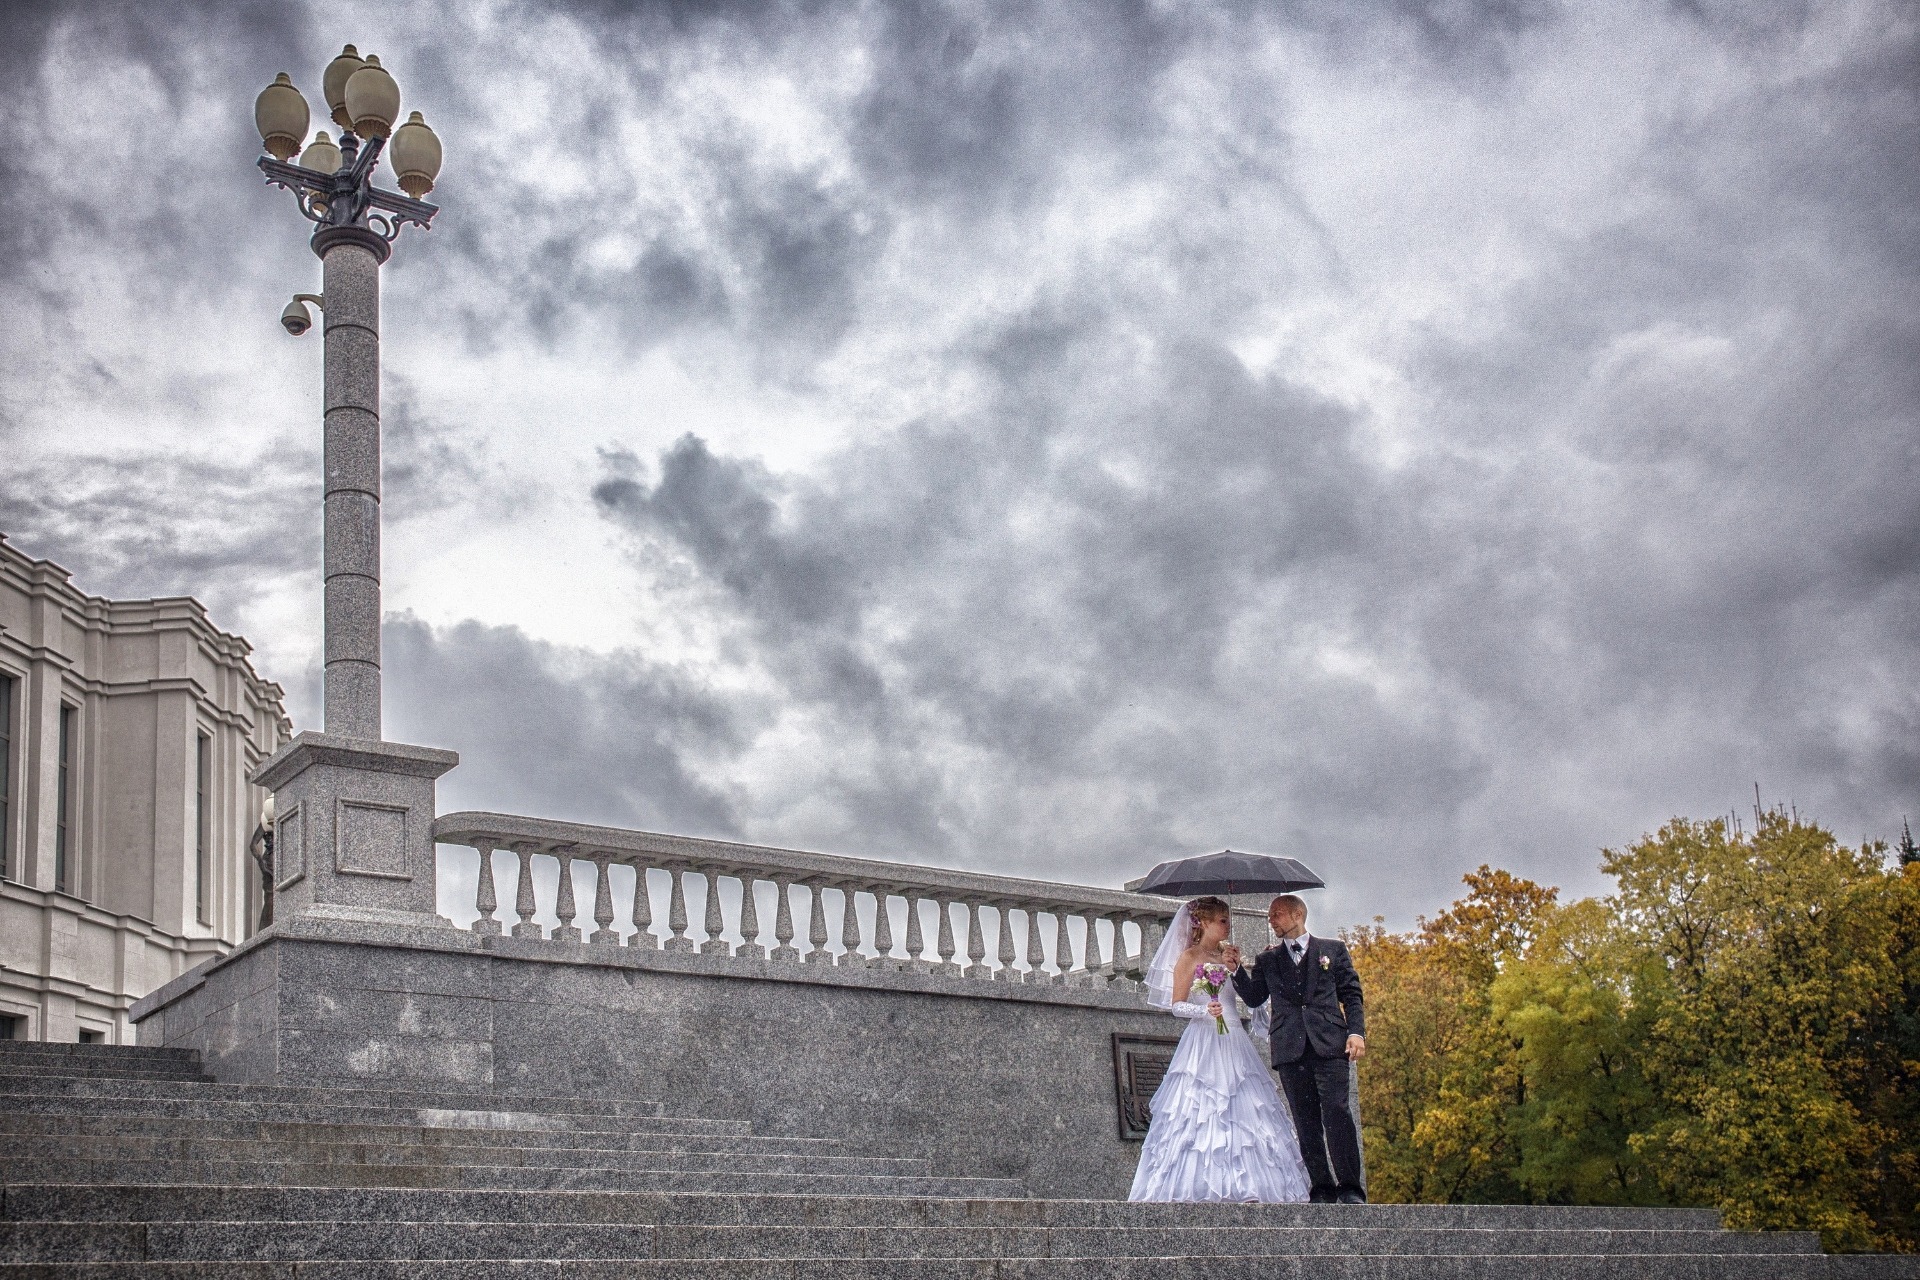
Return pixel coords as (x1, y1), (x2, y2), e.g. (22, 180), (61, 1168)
(433, 811), (1180, 990)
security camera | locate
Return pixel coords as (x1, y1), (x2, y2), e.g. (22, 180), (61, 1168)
(280, 293), (324, 336)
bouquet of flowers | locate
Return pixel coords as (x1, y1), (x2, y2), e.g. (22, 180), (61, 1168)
(1196, 962), (1231, 1034)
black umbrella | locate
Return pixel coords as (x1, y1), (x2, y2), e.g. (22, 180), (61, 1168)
(1129, 849), (1326, 897)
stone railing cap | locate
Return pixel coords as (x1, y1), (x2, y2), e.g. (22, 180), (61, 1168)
(434, 810), (1182, 916)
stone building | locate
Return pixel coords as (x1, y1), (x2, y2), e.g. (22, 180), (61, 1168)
(0, 535), (290, 1043)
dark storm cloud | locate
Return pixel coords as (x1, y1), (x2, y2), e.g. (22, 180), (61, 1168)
(1, 0), (1913, 921)
(0, 453), (311, 622)
(848, 0), (1192, 211)
(383, 614), (750, 838)
(0, 0), (312, 282)
(573, 0), (1919, 912)
(593, 324), (1498, 892)
(1269, 0), (1558, 78)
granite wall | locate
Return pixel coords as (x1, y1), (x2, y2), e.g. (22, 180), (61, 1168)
(132, 915), (1180, 1198)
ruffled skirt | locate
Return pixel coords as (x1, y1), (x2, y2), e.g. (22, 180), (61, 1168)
(1127, 1016), (1313, 1203)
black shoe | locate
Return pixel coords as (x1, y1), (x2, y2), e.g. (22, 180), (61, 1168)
(1336, 1188), (1367, 1205)
(1308, 1188), (1337, 1204)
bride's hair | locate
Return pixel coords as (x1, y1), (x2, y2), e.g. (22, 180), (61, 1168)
(1187, 896), (1230, 945)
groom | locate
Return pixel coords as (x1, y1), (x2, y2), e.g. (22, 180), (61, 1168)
(1230, 894), (1368, 1204)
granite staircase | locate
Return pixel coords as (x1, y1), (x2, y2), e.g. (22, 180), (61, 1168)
(2, 1042), (1915, 1277)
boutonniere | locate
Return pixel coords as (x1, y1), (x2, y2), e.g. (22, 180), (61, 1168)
(1318, 954), (1331, 971)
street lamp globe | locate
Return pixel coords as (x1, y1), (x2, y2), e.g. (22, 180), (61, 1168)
(300, 131), (342, 176)
(344, 55), (401, 139)
(389, 112), (442, 199)
(253, 73), (310, 162)
(321, 44), (366, 131)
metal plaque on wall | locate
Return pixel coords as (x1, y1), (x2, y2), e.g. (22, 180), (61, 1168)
(1111, 1032), (1181, 1141)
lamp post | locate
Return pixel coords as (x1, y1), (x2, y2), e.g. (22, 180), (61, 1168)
(253, 47), (444, 740)
(248, 49), (458, 931)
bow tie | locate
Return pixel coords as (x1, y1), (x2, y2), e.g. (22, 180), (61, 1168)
(1288, 941), (1306, 962)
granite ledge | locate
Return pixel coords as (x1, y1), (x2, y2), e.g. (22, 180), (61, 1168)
(132, 910), (1167, 1026)
(253, 732), (460, 789)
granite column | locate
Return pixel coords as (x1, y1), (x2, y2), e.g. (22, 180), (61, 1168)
(316, 225), (390, 740)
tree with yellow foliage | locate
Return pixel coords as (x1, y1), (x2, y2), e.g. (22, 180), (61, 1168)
(1345, 813), (1920, 1252)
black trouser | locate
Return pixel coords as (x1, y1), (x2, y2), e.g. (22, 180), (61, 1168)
(1276, 1052), (1363, 1196)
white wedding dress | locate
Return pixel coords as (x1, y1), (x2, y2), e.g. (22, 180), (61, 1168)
(1128, 912), (1313, 1203)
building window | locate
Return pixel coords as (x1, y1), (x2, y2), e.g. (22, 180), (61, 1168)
(0, 672), (13, 882)
(55, 704), (74, 894)
(78, 1028), (105, 1044)
(195, 733), (211, 927)
(0, 1014), (20, 1040)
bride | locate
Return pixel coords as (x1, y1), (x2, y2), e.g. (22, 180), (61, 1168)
(1128, 896), (1312, 1203)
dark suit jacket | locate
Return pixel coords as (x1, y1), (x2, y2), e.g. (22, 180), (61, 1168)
(1232, 935), (1366, 1066)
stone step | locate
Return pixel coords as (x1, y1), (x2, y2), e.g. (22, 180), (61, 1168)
(0, 1162), (1024, 1198)
(1, 1188), (1742, 1232)
(0, 1097), (740, 1136)
(1, 1256), (1916, 1279)
(0, 1069), (212, 1085)
(0, 1077), (666, 1119)
(0, 1138), (931, 1177)
(0, 1220), (657, 1264)
(0, 1263), (649, 1278)
(0, 1187), (663, 1226)
(498, 1192), (1746, 1234)
(0, 1046), (199, 1066)
(650, 1223), (1823, 1259)
(0, 1221), (1843, 1266)
(0, 1116), (849, 1158)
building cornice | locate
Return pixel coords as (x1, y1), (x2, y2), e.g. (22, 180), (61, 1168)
(0, 533), (292, 736)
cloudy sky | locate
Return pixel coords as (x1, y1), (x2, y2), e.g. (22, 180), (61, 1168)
(1, 0), (1914, 930)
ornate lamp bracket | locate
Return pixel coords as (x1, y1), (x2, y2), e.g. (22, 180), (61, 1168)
(258, 131), (438, 247)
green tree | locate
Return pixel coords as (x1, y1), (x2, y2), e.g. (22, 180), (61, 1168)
(1605, 813), (1896, 1250)
(1352, 821), (1919, 1251)
(1348, 867), (1558, 1204)
(1492, 898), (1663, 1204)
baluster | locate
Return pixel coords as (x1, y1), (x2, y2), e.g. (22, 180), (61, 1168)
(771, 877), (799, 962)
(903, 895), (927, 972)
(701, 867), (731, 956)
(1111, 914), (1137, 985)
(1115, 914), (1149, 988)
(1139, 914), (1167, 982)
(994, 901), (1019, 981)
(806, 880), (832, 964)
(664, 866), (694, 952)
(965, 902), (992, 979)
(936, 899), (960, 975)
(1077, 913), (1106, 987)
(1023, 905), (1049, 984)
(1052, 910), (1072, 984)
(735, 875), (765, 959)
(551, 848), (582, 943)
(838, 883), (867, 968)
(471, 841), (501, 936)
(590, 856), (618, 944)
(627, 862), (657, 949)
(511, 844), (542, 938)
(1098, 912), (1124, 982)
(871, 888), (898, 970)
